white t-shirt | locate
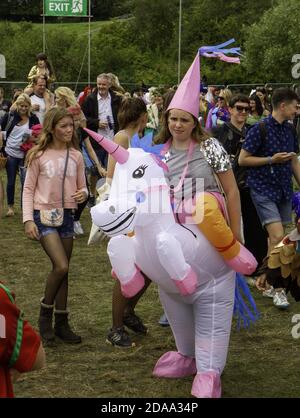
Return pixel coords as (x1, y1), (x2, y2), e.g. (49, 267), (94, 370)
(5, 121), (30, 159)
(30, 94), (46, 124)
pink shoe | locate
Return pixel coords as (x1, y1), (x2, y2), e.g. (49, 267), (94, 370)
(191, 371), (221, 398)
(225, 245), (258, 275)
(172, 267), (198, 296)
(153, 351), (197, 378)
(120, 268), (145, 298)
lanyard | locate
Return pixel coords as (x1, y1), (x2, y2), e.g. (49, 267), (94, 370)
(161, 138), (196, 194)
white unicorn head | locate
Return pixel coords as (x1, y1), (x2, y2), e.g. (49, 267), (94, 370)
(85, 129), (172, 237)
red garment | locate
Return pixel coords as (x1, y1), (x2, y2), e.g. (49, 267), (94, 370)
(0, 283), (41, 398)
(78, 86), (92, 106)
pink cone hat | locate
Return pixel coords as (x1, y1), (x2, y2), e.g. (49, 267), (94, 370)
(84, 128), (129, 164)
(167, 52), (200, 119)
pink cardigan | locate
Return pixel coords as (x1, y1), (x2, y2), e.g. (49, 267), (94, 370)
(23, 147), (88, 223)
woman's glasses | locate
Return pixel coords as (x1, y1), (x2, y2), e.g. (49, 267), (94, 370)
(234, 105), (250, 113)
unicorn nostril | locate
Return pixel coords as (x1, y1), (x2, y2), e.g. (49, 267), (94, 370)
(109, 205), (116, 214)
(136, 191), (146, 203)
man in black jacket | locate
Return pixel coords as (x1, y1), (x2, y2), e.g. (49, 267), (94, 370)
(82, 73), (122, 203)
(212, 94), (268, 278)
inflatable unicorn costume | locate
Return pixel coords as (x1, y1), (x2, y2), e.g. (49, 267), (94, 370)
(86, 42), (258, 398)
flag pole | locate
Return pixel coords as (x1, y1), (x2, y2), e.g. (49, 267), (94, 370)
(88, 0), (91, 86)
(177, 0), (182, 84)
(43, 0), (46, 53)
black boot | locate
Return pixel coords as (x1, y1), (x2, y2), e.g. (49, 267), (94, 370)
(54, 310), (82, 344)
(38, 298), (55, 343)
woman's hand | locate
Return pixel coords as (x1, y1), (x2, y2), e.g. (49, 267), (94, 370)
(25, 221), (40, 241)
(72, 190), (88, 204)
(255, 274), (267, 291)
(97, 164), (107, 178)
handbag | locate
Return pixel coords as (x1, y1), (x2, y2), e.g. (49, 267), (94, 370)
(40, 148), (69, 227)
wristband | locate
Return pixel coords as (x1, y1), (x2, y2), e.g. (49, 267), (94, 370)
(267, 156), (273, 165)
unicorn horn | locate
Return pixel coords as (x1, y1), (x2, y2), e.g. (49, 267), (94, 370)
(84, 128), (129, 164)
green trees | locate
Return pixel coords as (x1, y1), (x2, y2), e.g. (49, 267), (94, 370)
(244, 0), (300, 83)
(0, 0), (298, 86)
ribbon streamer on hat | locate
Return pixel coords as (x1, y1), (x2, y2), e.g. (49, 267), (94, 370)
(199, 38), (241, 64)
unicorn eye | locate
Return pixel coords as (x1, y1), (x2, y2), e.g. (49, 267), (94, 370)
(132, 165), (147, 179)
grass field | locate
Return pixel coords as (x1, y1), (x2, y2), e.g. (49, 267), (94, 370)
(1, 170), (300, 398)
(0, 20), (112, 32)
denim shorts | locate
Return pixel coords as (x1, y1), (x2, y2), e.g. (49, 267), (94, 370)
(33, 209), (74, 238)
(250, 189), (292, 227)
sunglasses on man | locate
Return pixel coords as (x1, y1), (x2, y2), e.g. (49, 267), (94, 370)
(233, 105), (250, 113)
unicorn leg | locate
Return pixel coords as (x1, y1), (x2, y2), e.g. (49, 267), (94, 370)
(153, 288), (196, 378)
(156, 231), (197, 295)
(192, 272), (235, 398)
(107, 236), (145, 298)
(193, 193), (257, 275)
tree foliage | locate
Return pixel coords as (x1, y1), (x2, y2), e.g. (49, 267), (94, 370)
(0, 0), (299, 87)
(243, 0), (300, 83)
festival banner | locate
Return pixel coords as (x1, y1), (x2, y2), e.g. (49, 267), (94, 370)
(44, 0), (88, 17)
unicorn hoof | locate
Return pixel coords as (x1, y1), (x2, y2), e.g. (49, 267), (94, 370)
(120, 269), (145, 298)
(191, 371), (221, 398)
(226, 245), (258, 275)
(172, 267), (198, 295)
(153, 351), (197, 378)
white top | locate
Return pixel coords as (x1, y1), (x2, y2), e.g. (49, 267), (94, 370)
(30, 94), (46, 124)
(97, 92), (114, 141)
(5, 121), (30, 159)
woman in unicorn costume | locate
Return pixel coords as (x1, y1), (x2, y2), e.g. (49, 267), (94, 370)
(152, 52), (256, 397)
(85, 47), (257, 398)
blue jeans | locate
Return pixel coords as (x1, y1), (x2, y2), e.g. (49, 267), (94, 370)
(5, 155), (24, 206)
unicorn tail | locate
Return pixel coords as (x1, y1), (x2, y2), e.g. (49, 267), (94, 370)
(233, 273), (260, 330)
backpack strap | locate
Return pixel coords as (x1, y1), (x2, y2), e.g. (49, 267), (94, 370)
(258, 120), (267, 143)
(0, 283), (24, 368)
(259, 119), (297, 145)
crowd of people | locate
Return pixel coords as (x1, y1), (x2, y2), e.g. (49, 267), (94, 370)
(1, 51), (300, 398)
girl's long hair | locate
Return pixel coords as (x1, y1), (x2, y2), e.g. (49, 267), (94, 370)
(117, 97), (147, 130)
(155, 109), (210, 145)
(54, 86), (78, 107)
(250, 94), (264, 117)
(14, 93), (32, 116)
(36, 52), (54, 77)
(26, 107), (79, 167)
